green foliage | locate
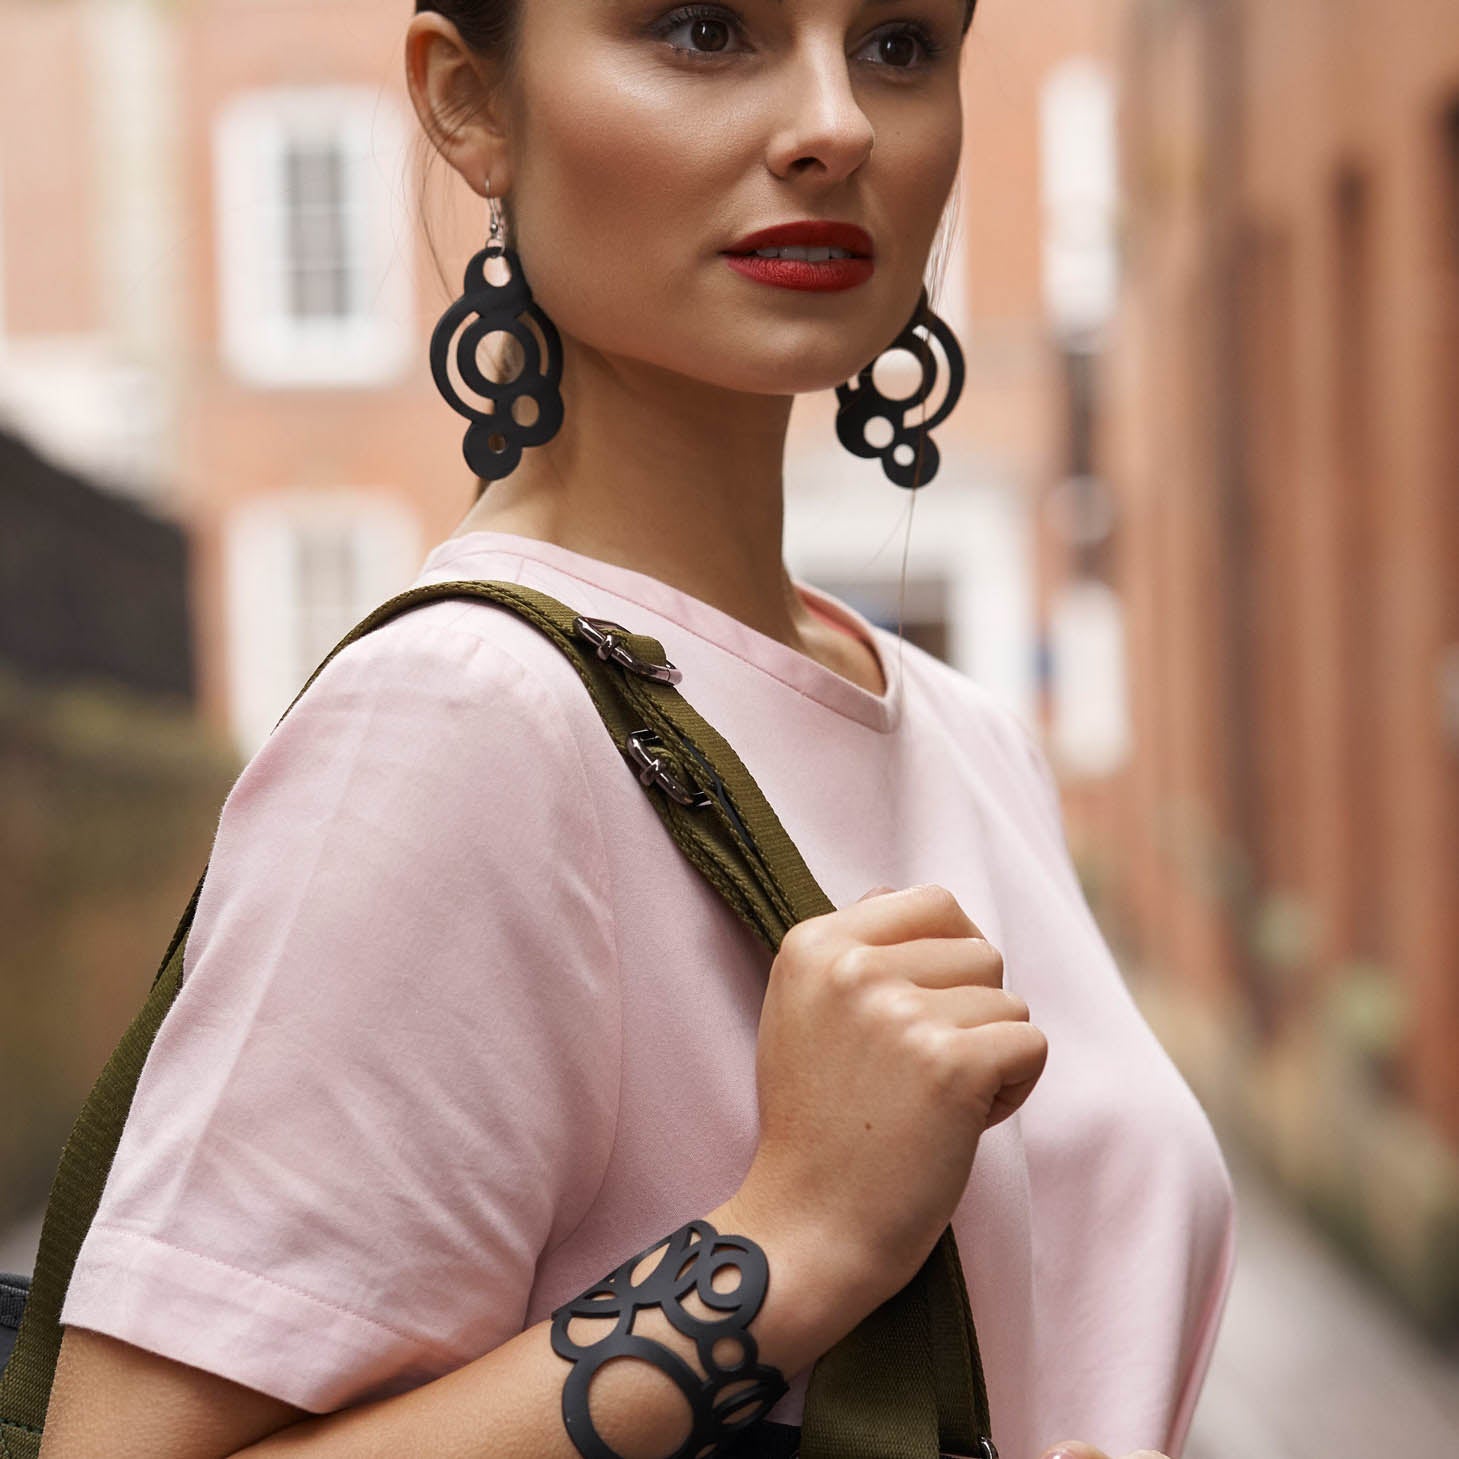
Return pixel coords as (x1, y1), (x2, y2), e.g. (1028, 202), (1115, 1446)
(1321, 958), (1411, 1067)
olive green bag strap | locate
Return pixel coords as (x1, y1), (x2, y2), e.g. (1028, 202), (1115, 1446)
(0, 580), (996, 1459)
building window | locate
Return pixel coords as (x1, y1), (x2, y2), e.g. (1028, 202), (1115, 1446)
(1060, 341), (1098, 480)
(224, 491), (423, 759)
(214, 86), (414, 387)
(1049, 576), (1132, 777)
(283, 136), (355, 322)
(1039, 56), (1119, 345)
(293, 515), (362, 679)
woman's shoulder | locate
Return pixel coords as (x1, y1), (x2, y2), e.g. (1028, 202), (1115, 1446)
(315, 580), (590, 706)
(274, 574), (621, 766)
(231, 581), (616, 862)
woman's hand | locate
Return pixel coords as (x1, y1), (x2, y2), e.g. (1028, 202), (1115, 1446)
(1039, 1444), (1171, 1459)
(736, 882), (1048, 1309)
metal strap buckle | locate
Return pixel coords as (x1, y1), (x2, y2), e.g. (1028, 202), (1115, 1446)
(621, 728), (713, 808)
(574, 616), (683, 684)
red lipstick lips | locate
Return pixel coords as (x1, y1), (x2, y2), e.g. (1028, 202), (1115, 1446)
(721, 219), (876, 293)
(724, 219), (875, 257)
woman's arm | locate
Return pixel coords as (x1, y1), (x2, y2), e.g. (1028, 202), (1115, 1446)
(235, 1190), (868, 1459)
(40, 1189), (877, 1459)
(39, 1325), (312, 1459)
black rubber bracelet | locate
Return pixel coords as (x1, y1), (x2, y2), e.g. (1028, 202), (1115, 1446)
(549, 1216), (792, 1459)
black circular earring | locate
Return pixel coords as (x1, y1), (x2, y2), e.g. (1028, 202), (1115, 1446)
(834, 285), (966, 489)
(429, 180), (565, 484)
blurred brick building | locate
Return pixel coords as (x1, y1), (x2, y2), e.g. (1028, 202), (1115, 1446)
(17, 0), (1456, 1330)
(1048, 0), (1459, 1331)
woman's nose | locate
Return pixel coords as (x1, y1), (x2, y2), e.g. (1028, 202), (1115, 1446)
(764, 40), (876, 182)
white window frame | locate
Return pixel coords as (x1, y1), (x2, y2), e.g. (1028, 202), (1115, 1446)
(1049, 574), (1133, 777)
(214, 85), (414, 387)
(1039, 56), (1119, 341)
(224, 490), (424, 760)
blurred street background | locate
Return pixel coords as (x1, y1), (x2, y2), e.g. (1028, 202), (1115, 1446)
(2, 0), (1457, 1453)
(1183, 1141), (1459, 1457)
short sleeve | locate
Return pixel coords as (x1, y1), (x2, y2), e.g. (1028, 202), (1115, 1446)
(58, 609), (623, 1413)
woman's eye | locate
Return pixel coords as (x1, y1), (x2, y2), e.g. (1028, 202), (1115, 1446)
(652, 6), (744, 59)
(856, 23), (943, 70)
(652, 7), (944, 70)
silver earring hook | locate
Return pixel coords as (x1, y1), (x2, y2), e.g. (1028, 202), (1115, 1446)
(485, 177), (505, 246)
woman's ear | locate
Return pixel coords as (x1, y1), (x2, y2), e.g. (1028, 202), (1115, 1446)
(403, 10), (512, 198)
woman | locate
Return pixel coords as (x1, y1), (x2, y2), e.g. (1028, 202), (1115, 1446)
(40, 3), (1235, 1457)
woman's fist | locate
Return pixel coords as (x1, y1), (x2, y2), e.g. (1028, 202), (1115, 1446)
(737, 883), (1049, 1308)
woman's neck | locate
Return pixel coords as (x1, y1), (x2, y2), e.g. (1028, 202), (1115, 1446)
(447, 498), (886, 699)
(456, 488), (809, 629)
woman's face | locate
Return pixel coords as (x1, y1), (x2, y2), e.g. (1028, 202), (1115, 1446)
(496, 0), (967, 396)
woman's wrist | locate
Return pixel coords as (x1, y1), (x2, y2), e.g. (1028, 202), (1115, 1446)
(706, 1184), (887, 1385)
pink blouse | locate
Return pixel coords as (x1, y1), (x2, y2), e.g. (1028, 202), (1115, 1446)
(60, 530), (1237, 1458)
